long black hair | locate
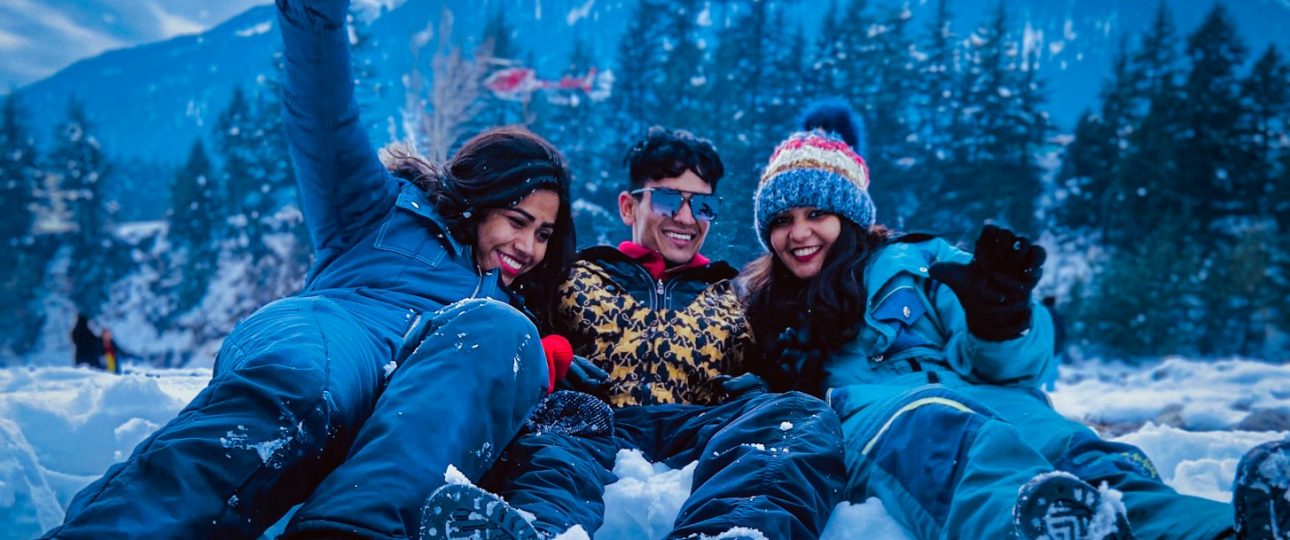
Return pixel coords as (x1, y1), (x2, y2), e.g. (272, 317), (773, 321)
(742, 218), (890, 393)
(382, 127), (575, 329)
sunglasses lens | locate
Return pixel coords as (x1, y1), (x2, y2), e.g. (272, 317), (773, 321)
(691, 195), (719, 222)
(644, 189), (718, 222)
(649, 190), (684, 217)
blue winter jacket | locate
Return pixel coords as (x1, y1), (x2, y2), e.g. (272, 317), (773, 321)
(279, 0), (510, 333)
(824, 237), (1055, 419)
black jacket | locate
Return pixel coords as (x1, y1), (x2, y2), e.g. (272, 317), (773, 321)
(553, 246), (755, 407)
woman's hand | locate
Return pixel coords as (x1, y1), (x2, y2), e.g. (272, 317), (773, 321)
(929, 225), (1046, 341)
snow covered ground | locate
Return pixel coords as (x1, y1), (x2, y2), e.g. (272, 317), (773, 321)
(1, 356), (1287, 539)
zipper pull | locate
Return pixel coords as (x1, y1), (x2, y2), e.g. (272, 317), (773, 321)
(656, 279), (664, 295)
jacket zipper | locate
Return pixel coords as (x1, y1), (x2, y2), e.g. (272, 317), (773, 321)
(629, 265), (659, 311)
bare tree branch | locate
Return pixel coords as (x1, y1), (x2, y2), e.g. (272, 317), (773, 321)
(401, 8), (493, 162)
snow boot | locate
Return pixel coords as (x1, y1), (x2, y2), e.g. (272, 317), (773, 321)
(1234, 438), (1290, 540)
(1013, 471), (1133, 540)
(525, 390), (613, 436)
(421, 483), (544, 540)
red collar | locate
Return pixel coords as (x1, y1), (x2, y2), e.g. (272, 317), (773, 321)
(617, 241), (710, 280)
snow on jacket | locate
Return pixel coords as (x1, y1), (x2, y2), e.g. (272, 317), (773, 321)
(554, 246), (754, 407)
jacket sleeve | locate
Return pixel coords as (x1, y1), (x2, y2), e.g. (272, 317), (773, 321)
(276, 0), (397, 255)
(930, 244), (1055, 387)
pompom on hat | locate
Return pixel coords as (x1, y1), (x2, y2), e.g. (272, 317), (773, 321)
(754, 100), (873, 248)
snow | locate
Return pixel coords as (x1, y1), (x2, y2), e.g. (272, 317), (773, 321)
(2, 357), (1289, 539)
(565, 0), (596, 26)
(444, 464), (471, 486)
(350, 0), (406, 23)
(234, 21), (272, 38)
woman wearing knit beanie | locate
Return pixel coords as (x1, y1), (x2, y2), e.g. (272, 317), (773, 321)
(740, 101), (1284, 539)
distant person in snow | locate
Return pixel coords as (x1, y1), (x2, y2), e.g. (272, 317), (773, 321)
(742, 101), (1290, 540)
(422, 127), (846, 539)
(43, 0), (579, 538)
(70, 314), (125, 374)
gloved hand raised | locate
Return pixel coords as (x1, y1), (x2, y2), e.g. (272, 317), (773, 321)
(928, 225), (1046, 341)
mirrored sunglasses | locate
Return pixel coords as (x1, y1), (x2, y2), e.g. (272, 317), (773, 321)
(631, 188), (721, 222)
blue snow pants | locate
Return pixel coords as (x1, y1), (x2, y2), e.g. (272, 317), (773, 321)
(481, 391), (846, 539)
(45, 297), (549, 540)
(833, 375), (1234, 539)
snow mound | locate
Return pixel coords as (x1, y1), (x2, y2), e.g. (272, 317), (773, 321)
(1, 357), (1288, 538)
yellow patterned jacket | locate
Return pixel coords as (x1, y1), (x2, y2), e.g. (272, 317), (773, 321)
(553, 247), (755, 407)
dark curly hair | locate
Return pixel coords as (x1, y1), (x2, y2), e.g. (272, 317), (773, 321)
(623, 126), (724, 190)
(381, 127), (575, 329)
(742, 219), (890, 394)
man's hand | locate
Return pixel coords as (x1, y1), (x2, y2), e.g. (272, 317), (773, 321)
(714, 373), (769, 400)
(558, 355), (611, 395)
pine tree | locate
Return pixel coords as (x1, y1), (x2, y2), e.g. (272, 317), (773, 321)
(1241, 46), (1289, 221)
(1, 94), (38, 251)
(857, 4), (920, 229)
(813, 0), (875, 101)
(258, 48), (311, 292)
(704, 0), (781, 263)
(1172, 5), (1258, 354)
(1178, 3), (1249, 238)
(1075, 221), (1203, 358)
(0, 93), (50, 356)
(907, 0), (961, 231)
(950, 2), (1045, 238)
(167, 141), (221, 316)
(1055, 38), (1134, 242)
(656, 0), (707, 132)
(916, 0), (957, 150)
(1069, 2), (1189, 357)
(1055, 111), (1113, 233)
(1114, 1), (1185, 249)
(51, 99), (117, 317)
(216, 87), (255, 231)
(806, 0), (844, 97)
(609, 0), (666, 142)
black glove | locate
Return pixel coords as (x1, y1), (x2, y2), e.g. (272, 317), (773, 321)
(769, 326), (828, 396)
(928, 224), (1046, 341)
(713, 373), (769, 400)
(558, 355), (610, 395)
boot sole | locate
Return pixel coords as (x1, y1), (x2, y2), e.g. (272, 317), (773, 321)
(1014, 472), (1131, 540)
(1235, 439), (1290, 540)
(421, 483), (542, 540)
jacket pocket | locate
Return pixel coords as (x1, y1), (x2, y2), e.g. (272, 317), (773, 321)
(373, 198), (450, 268)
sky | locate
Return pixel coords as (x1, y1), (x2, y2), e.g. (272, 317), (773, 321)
(0, 0), (271, 89)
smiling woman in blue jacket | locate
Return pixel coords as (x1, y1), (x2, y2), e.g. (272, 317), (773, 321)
(739, 104), (1290, 540)
(42, 1), (577, 539)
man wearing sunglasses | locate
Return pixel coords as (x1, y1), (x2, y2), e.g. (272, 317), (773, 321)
(424, 127), (844, 540)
